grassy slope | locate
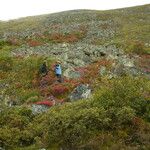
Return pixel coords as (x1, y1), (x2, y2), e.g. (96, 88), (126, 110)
(0, 4), (150, 149)
(0, 4), (149, 41)
(0, 4), (149, 55)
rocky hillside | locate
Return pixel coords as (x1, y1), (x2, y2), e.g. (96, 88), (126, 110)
(0, 4), (150, 150)
(0, 4), (150, 74)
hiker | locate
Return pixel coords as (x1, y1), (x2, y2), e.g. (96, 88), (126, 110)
(55, 61), (62, 82)
(39, 61), (48, 76)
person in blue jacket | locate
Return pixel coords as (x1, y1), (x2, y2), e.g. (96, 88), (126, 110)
(55, 61), (62, 82)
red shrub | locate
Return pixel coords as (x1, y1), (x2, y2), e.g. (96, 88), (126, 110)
(41, 73), (56, 85)
(47, 33), (78, 43)
(74, 67), (89, 76)
(35, 100), (55, 107)
(50, 84), (69, 96)
(40, 87), (50, 97)
(46, 28), (87, 43)
(138, 54), (150, 73)
(27, 39), (43, 47)
(7, 38), (21, 46)
(131, 117), (145, 130)
(15, 82), (22, 89)
(64, 78), (81, 88)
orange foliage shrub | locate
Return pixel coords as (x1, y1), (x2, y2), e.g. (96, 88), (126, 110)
(50, 84), (69, 96)
(27, 39), (43, 47)
(47, 28), (87, 43)
(7, 38), (21, 46)
(138, 54), (150, 74)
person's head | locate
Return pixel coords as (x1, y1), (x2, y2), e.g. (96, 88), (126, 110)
(56, 60), (61, 64)
(43, 60), (47, 65)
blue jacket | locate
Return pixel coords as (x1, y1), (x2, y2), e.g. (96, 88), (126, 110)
(55, 64), (62, 75)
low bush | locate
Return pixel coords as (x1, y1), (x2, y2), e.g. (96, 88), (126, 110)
(0, 76), (150, 149)
(50, 84), (70, 97)
(0, 107), (34, 148)
(1, 55), (54, 105)
(0, 55), (13, 72)
(127, 41), (147, 54)
(0, 40), (10, 47)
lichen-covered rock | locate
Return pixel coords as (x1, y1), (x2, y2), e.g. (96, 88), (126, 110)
(125, 67), (141, 76)
(72, 58), (85, 66)
(63, 67), (81, 79)
(31, 104), (49, 114)
(99, 66), (107, 76)
(69, 84), (92, 101)
(112, 63), (126, 76)
(118, 55), (134, 67)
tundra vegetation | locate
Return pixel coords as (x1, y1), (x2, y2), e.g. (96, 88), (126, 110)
(0, 4), (150, 150)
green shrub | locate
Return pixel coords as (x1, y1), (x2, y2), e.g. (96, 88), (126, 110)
(1, 55), (54, 104)
(127, 41), (147, 54)
(30, 101), (110, 148)
(0, 127), (21, 148)
(0, 107), (34, 148)
(0, 40), (10, 47)
(93, 76), (150, 124)
(18, 89), (40, 104)
(26, 96), (39, 104)
(0, 53), (13, 72)
(0, 76), (150, 149)
(144, 101), (150, 122)
(115, 106), (135, 124)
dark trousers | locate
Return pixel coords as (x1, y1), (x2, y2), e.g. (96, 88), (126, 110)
(56, 74), (62, 82)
